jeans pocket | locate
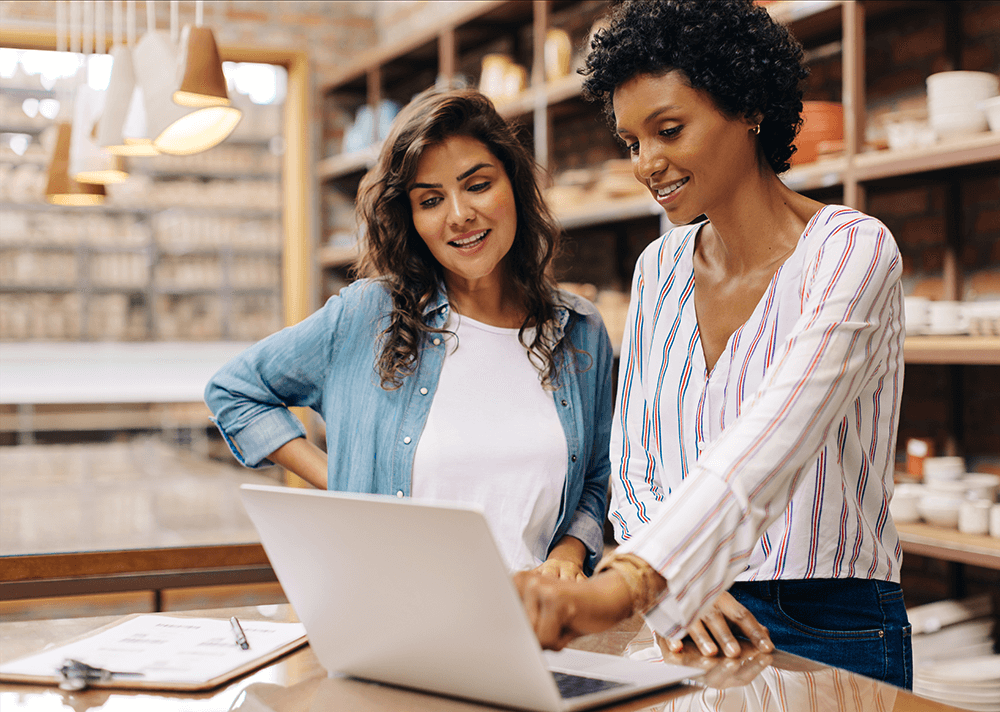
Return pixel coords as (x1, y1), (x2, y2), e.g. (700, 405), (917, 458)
(773, 599), (885, 640)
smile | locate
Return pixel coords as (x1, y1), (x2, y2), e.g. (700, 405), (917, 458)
(449, 230), (489, 248)
(655, 177), (689, 199)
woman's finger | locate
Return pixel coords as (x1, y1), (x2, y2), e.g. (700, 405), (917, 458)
(702, 609), (741, 658)
(685, 619), (719, 656)
(717, 594), (774, 652)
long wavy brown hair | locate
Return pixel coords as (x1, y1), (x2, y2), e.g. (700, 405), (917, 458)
(356, 88), (566, 390)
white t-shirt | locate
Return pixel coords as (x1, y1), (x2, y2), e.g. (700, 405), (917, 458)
(412, 313), (568, 572)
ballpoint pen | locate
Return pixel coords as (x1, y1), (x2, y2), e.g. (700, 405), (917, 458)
(230, 616), (250, 650)
(57, 659), (144, 690)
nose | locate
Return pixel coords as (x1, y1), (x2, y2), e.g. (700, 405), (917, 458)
(634, 144), (667, 184)
(446, 192), (475, 227)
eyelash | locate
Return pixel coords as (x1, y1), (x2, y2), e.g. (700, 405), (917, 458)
(625, 127), (683, 154)
(418, 181), (490, 209)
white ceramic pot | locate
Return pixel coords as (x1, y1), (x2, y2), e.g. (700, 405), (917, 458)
(918, 495), (962, 528)
(959, 499), (991, 535)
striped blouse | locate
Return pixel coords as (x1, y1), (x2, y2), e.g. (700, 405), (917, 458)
(611, 205), (905, 638)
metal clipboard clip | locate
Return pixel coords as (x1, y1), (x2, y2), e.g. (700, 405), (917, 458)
(57, 658), (144, 690)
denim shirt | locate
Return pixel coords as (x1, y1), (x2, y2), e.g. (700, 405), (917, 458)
(205, 278), (613, 573)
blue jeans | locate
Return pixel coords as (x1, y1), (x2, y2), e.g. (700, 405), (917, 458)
(729, 579), (912, 690)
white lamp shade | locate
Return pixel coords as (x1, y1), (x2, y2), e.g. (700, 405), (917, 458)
(95, 44), (135, 151)
(70, 85), (128, 185)
(132, 29), (242, 156)
(119, 85), (160, 155)
(154, 105), (242, 155)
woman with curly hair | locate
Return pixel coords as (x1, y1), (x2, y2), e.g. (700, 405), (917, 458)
(206, 88), (613, 578)
(516, 0), (911, 688)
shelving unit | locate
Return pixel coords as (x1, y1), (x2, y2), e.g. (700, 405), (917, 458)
(315, 0), (1000, 589)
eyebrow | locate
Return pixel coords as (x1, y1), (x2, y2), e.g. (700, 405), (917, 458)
(616, 105), (681, 135)
(409, 162), (492, 191)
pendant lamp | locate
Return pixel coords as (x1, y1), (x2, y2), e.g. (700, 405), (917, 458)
(132, 14), (241, 155)
(97, 1), (156, 155)
(69, 2), (128, 186)
(173, 24), (230, 107)
(45, 123), (106, 206)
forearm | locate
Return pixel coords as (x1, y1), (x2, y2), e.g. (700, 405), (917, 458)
(267, 437), (328, 489)
(546, 535), (588, 568)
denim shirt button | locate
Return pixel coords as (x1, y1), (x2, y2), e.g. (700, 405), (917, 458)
(433, 338), (441, 346)
(403, 436), (412, 444)
(420, 387), (428, 395)
(571, 454), (577, 462)
(561, 399), (568, 406)
(396, 490), (404, 498)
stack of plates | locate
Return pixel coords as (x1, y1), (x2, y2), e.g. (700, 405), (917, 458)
(913, 655), (1000, 711)
(926, 71), (999, 140)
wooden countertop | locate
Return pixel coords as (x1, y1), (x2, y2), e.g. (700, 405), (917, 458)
(0, 606), (967, 711)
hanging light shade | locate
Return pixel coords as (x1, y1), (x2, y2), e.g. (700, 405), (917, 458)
(71, 84), (129, 184)
(173, 24), (230, 107)
(133, 29), (241, 156)
(96, 44), (156, 156)
(119, 85), (160, 156)
(46, 123), (106, 206)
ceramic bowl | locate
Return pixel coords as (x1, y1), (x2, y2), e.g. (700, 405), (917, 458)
(923, 456), (966, 481)
(890, 484), (925, 523)
(918, 495), (962, 528)
(981, 96), (1000, 132)
(964, 473), (1000, 502)
(930, 109), (989, 139)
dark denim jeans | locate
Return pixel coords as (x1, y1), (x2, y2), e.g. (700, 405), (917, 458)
(729, 578), (913, 690)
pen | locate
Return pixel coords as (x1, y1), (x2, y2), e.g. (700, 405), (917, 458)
(230, 616), (250, 650)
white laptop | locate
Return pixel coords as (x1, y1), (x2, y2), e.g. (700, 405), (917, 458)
(239, 484), (702, 711)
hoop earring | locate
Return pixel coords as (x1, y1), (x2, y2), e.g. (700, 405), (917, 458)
(751, 124), (761, 135)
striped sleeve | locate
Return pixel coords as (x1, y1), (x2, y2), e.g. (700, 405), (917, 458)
(608, 240), (665, 542)
(621, 215), (903, 638)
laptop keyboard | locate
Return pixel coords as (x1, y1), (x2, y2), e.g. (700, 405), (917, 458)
(551, 671), (628, 698)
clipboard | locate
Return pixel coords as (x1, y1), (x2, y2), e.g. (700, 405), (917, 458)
(0, 614), (308, 691)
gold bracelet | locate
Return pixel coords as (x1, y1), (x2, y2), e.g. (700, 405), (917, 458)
(596, 552), (666, 616)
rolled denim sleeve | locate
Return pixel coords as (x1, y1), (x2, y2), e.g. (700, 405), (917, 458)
(205, 291), (345, 468)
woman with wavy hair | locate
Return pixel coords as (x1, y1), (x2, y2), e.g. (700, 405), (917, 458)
(206, 88), (613, 578)
(515, 0), (911, 688)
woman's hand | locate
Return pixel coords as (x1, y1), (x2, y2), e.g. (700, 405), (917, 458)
(531, 536), (588, 581)
(513, 570), (635, 650)
(658, 591), (773, 658)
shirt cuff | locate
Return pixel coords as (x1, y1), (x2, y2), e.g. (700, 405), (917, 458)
(212, 408), (306, 468)
(563, 509), (605, 560)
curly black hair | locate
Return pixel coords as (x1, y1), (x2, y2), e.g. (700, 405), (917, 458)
(581, 0), (809, 174)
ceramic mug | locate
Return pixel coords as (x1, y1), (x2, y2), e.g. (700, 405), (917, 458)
(991, 504), (1000, 537)
(959, 499), (991, 535)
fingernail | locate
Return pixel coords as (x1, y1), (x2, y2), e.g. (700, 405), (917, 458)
(726, 643), (740, 656)
(702, 643), (716, 655)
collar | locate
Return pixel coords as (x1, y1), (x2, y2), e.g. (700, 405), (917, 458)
(421, 282), (575, 339)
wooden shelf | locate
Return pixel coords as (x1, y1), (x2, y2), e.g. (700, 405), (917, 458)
(781, 156), (848, 192)
(553, 194), (662, 231)
(896, 521), (1000, 570)
(904, 335), (1000, 365)
(316, 145), (379, 181)
(318, 242), (360, 268)
(855, 132), (1000, 182)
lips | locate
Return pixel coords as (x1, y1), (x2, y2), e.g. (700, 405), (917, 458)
(449, 229), (489, 248)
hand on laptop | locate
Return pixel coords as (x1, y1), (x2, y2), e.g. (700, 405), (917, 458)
(513, 569), (636, 650)
(657, 591), (774, 658)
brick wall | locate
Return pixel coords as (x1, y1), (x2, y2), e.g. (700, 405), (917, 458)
(0, 1), (376, 91)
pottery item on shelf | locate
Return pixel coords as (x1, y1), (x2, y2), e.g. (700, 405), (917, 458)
(501, 63), (528, 102)
(925, 300), (969, 335)
(882, 109), (936, 151)
(981, 95), (1000, 132)
(926, 71), (999, 139)
(963, 473), (1000, 502)
(904, 295), (930, 335)
(991, 504), (1000, 537)
(890, 483), (925, 523)
(544, 28), (572, 82)
(790, 101), (843, 165)
(922, 456), (966, 482)
(905, 437), (934, 478)
(958, 499), (992, 535)
(479, 54), (512, 100)
(917, 495), (962, 528)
